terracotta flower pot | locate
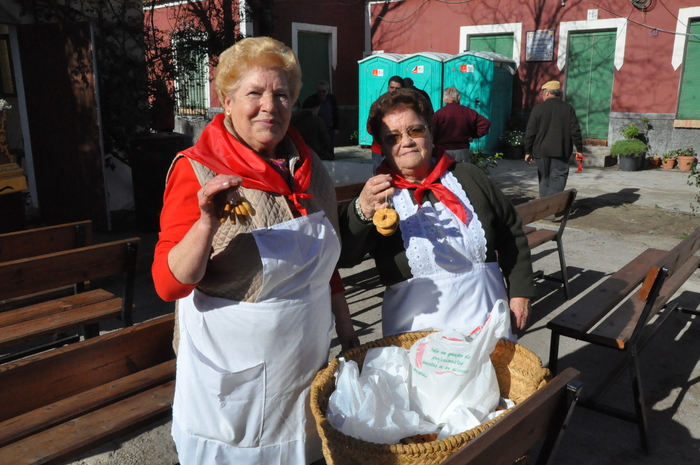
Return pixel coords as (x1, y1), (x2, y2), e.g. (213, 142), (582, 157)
(662, 157), (676, 169)
(677, 155), (697, 171)
(646, 157), (662, 169)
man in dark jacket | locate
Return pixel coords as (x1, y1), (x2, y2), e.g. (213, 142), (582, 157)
(291, 94), (334, 160)
(304, 81), (339, 155)
(524, 80), (583, 197)
(431, 86), (491, 162)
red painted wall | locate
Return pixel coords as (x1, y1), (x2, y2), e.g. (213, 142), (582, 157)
(146, 0), (365, 108)
(271, 0), (366, 106)
(369, 0), (694, 114)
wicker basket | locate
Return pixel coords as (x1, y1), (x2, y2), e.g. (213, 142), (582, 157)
(310, 332), (550, 465)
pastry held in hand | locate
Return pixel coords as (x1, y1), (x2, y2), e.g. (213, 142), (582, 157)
(373, 208), (399, 236)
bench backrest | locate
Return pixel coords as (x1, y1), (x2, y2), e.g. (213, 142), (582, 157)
(657, 226), (700, 277)
(0, 314), (174, 423)
(0, 220), (92, 263)
(442, 367), (581, 465)
(0, 238), (140, 324)
(335, 182), (365, 212)
(514, 189), (577, 225)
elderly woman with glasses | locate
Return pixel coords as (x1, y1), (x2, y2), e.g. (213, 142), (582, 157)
(339, 88), (535, 339)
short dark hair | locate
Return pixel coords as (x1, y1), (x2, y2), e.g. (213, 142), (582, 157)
(367, 88), (433, 138)
(548, 88), (562, 97)
(388, 75), (404, 86)
(303, 94), (322, 109)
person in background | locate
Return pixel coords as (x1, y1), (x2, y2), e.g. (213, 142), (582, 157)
(340, 88), (534, 340)
(431, 86), (491, 163)
(291, 94), (334, 160)
(152, 37), (358, 465)
(403, 77), (432, 111)
(304, 80), (339, 155)
(371, 75), (407, 172)
(524, 80), (583, 198)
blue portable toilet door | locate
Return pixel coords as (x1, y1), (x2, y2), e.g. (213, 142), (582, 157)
(399, 53), (450, 111)
(357, 54), (403, 145)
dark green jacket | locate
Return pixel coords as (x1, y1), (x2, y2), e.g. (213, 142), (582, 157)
(338, 162), (536, 299)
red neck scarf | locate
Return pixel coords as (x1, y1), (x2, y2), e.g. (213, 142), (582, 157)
(377, 147), (467, 223)
(182, 113), (314, 215)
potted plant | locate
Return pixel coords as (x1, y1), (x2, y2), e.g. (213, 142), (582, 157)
(499, 131), (525, 160)
(610, 138), (647, 171)
(661, 150), (677, 169)
(646, 153), (662, 169)
(676, 147), (697, 172)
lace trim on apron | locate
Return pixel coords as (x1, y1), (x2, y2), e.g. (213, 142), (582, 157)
(392, 170), (488, 278)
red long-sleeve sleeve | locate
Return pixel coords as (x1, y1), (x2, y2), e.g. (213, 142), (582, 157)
(151, 158), (200, 301)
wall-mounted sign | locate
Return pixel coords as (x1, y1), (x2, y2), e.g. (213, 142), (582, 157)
(372, 69), (384, 77)
(525, 29), (555, 62)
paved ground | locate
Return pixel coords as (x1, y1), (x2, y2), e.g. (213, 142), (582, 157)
(65, 150), (700, 465)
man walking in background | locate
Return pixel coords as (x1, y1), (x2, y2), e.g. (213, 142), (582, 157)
(304, 81), (339, 156)
(431, 86), (491, 162)
(524, 80), (583, 198)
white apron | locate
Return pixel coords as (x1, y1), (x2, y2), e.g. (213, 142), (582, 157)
(172, 211), (340, 465)
(382, 171), (513, 339)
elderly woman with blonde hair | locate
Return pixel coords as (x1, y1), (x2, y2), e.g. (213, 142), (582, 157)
(152, 36), (357, 464)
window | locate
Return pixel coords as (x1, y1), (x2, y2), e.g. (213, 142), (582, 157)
(172, 32), (209, 115)
(460, 23), (522, 68)
(677, 19), (700, 120)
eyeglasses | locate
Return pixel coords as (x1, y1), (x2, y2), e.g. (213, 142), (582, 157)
(381, 125), (428, 146)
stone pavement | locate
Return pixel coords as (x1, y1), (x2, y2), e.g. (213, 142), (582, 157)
(66, 149), (700, 465)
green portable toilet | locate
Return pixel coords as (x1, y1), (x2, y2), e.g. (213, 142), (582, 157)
(443, 51), (516, 154)
(357, 53), (405, 146)
(397, 52), (451, 111)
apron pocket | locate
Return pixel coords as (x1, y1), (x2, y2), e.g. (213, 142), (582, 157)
(179, 337), (266, 448)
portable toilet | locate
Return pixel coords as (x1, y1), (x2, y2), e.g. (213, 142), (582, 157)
(397, 52), (451, 111)
(442, 51), (517, 154)
(357, 53), (405, 145)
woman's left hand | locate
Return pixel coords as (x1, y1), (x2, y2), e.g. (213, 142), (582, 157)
(509, 297), (531, 331)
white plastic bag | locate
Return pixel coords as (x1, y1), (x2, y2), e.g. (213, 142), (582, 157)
(327, 346), (438, 444)
(407, 300), (511, 425)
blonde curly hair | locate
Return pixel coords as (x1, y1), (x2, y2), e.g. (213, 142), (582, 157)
(215, 37), (302, 104)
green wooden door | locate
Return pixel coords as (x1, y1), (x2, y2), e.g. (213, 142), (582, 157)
(678, 20), (700, 119)
(297, 31), (330, 105)
(469, 35), (514, 59)
(565, 31), (616, 140)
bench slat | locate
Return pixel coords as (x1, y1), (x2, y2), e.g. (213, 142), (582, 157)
(334, 182), (365, 202)
(0, 238), (140, 302)
(0, 289), (115, 327)
(514, 189), (575, 224)
(0, 221), (92, 263)
(0, 381), (175, 465)
(547, 248), (668, 338)
(0, 314), (175, 423)
(0, 360), (175, 448)
(526, 228), (558, 249)
(587, 255), (700, 349)
(0, 297), (123, 349)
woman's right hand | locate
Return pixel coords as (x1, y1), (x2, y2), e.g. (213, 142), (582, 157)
(358, 174), (395, 220)
(198, 175), (243, 224)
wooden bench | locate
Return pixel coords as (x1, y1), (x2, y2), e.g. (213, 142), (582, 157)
(0, 314), (175, 465)
(442, 367), (582, 465)
(547, 227), (700, 452)
(0, 238), (140, 363)
(514, 189), (577, 300)
(335, 181), (365, 214)
(0, 221), (92, 310)
(0, 220), (92, 263)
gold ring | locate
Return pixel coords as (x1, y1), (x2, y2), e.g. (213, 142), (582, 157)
(202, 191), (208, 197)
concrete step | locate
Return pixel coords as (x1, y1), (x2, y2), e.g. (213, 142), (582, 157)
(576, 145), (615, 168)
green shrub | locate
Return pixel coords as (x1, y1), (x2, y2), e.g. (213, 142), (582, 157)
(621, 124), (641, 140)
(610, 138), (647, 158)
